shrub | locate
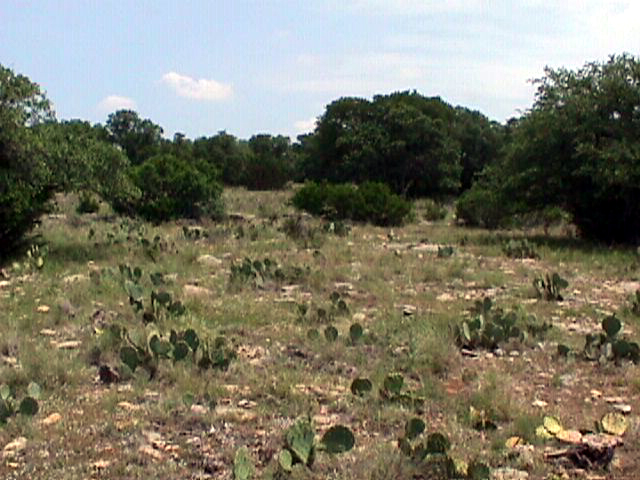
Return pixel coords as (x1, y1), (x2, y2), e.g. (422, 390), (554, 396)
(76, 191), (100, 214)
(291, 181), (412, 226)
(127, 154), (223, 222)
(422, 198), (447, 221)
(0, 65), (55, 255)
(455, 184), (506, 229)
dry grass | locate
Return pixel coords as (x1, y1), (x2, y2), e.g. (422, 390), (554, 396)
(0, 187), (639, 479)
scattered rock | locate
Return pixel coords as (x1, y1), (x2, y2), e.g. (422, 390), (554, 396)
(216, 406), (258, 423)
(62, 274), (88, 284)
(55, 340), (81, 350)
(436, 292), (455, 302)
(613, 404), (632, 414)
(40, 413), (62, 426)
(197, 255), (223, 267)
(532, 399), (548, 408)
(183, 284), (213, 298)
(39, 329), (57, 337)
(36, 305), (50, 313)
(139, 444), (164, 462)
(190, 404), (208, 415)
(402, 304), (416, 316)
(3, 437), (27, 458)
(0, 280), (11, 288)
(91, 459), (111, 470)
(118, 401), (142, 412)
(491, 467), (528, 480)
(352, 312), (366, 323)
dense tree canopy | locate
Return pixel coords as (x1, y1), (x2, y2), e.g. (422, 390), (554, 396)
(298, 91), (500, 198)
(457, 54), (640, 242)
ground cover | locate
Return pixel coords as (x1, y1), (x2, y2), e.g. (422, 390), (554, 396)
(0, 188), (638, 479)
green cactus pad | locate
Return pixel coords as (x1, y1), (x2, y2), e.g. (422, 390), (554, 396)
(405, 417), (426, 440)
(19, 396), (39, 416)
(320, 425), (355, 454)
(350, 378), (373, 396)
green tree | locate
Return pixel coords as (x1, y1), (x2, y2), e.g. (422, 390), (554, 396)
(0, 65), (54, 253)
(242, 134), (294, 190)
(128, 153), (222, 222)
(105, 109), (163, 165)
(300, 92), (467, 197)
(193, 131), (250, 185)
(458, 54), (640, 242)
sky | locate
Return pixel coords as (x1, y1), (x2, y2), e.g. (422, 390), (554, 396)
(1, 1), (639, 141)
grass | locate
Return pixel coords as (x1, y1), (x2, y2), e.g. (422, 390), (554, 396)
(0, 187), (639, 479)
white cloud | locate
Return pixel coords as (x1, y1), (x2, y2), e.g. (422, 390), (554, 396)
(97, 95), (137, 113)
(161, 71), (233, 101)
(325, 0), (483, 15)
(293, 116), (318, 134)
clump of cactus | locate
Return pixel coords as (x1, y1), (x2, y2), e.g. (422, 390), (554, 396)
(297, 291), (351, 326)
(437, 245), (455, 258)
(379, 372), (425, 408)
(533, 272), (568, 301)
(101, 324), (235, 381)
(558, 314), (639, 364)
(230, 257), (309, 289)
(455, 297), (528, 351)
(629, 289), (640, 316)
(502, 238), (539, 259)
(0, 382), (41, 424)
(397, 417), (490, 479)
(277, 416), (355, 474)
(119, 264), (185, 321)
(183, 225), (208, 240)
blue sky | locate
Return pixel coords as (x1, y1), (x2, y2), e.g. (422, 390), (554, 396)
(2, 1), (638, 140)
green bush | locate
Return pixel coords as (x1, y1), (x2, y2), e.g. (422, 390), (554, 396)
(76, 191), (100, 214)
(127, 154), (223, 222)
(0, 65), (55, 256)
(455, 183), (506, 229)
(422, 198), (447, 221)
(292, 181), (412, 226)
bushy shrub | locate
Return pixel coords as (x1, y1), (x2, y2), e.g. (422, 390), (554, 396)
(1, 65), (55, 256)
(455, 185), (506, 229)
(291, 181), (412, 226)
(126, 154), (223, 222)
(76, 191), (100, 214)
(422, 198), (447, 221)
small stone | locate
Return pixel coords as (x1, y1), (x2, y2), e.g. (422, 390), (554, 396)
(40, 413), (62, 426)
(92, 459), (111, 470)
(197, 255), (222, 267)
(402, 304), (416, 316)
(36, 305), (50, 313)
(190, 404), (208, 415)
(613, 404), (632, 414)
(591, 389), (603, 398)
(55, 340), (81, 350)
(63, 274), (88, 284)
(490, 467), (529, 480)
(139, 444), (164, 461)
(183, 284), (212, 298)
(532, 399), (548, 408)
(3, 437), (27, 458)
(0, 280), (10, 288)
(118, 401), (141, 412)
(40, 329), (57, 337)
(352, 312), (366, 323)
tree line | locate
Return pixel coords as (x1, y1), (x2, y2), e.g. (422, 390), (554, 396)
(2, 53), (639, 256)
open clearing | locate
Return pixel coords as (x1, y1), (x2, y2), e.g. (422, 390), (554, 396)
(1, 188), (638, 479)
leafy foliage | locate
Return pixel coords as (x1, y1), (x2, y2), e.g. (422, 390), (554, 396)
(559, 314), (639, 364)
(291, 181), (413, 226)
(125, 153), (223, 222)
(455, 297), (532, 351)
(533, 272), (568, 301)
(458, 54), (640, 243)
